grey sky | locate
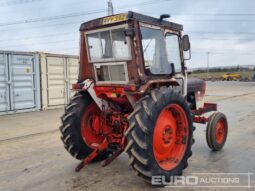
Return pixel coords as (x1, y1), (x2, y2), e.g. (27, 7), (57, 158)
(0, 0), (255, 68)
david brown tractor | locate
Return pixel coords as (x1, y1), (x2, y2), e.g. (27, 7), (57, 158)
(59, 12), (228, 183)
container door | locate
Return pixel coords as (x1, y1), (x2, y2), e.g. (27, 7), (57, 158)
(9, 54), (36, 111)
(66, 57), (79, 101)
(0, 54), (10, 112)
(46, 57), (66, 106)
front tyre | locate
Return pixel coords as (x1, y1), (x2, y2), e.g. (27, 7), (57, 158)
(125, 88), (194, 184)
(206, 112), (228, 151)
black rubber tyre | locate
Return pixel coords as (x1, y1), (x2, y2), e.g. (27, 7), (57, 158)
(59, 92), (110, 161)
(125, 88), (194, 184)
(206, 112), (228, 151)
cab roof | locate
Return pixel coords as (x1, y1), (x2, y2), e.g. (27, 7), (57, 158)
(80, 11), (183, 31)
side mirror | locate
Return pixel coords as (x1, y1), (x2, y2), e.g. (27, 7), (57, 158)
(123, 28), (135, 37)
(182, 35), (190, 51)
(182, 35), (191, 60)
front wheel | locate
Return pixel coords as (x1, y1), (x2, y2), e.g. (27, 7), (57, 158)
(125, 88), (194, 184)
(206, 112), (228, 151)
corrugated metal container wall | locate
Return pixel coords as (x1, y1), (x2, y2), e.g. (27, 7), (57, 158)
(40, 53), (79, 110)
(0, 51), (41, 115)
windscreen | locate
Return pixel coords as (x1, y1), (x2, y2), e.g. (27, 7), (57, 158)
(86, 27), (130, 61)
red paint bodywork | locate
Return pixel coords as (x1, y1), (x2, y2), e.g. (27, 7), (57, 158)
(72, 12), (217, 171)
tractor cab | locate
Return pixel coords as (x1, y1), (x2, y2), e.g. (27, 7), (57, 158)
(77, 11), (191, 100)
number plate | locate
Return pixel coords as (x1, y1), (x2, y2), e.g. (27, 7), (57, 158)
(102, 13), (128, 25)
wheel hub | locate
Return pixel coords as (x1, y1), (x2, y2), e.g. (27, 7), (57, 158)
(162, 126), (173, 144)
(153, 104), (189, 171)
(215, 119), (225, 144)
(81, 103), (105, 149)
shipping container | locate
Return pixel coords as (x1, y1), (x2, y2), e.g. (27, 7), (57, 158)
(0, 51), (79, 115)
(0, 51), (41, 115)
(40, 53), (79, 110)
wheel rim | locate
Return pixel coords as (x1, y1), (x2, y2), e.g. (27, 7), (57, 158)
(153, 104), (189, 171)
(215, 119), (226, 144)
(81, 103), (104, 149)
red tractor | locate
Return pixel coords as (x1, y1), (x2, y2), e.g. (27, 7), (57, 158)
(60, 12), (228, 184)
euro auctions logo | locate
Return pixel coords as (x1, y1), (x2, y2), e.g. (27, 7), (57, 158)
(152, 173), (253, 188)
(152, 175), (199, 186)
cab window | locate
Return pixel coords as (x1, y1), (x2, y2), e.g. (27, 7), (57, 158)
(141, 26), (170, 75)
(86, 27), (130, 61)
(141, 26), (182, 75)
(165, 33), (182, 73)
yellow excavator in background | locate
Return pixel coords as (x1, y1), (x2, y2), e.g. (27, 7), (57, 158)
(222, 72), (241, 81)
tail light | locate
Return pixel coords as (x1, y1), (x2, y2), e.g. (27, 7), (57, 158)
(124, 85), (137, 92)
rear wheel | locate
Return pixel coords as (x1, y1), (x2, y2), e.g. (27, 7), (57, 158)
(59, 92), (110, 160)
(125, 88), (194, 183)
(206, 112), (228, 151)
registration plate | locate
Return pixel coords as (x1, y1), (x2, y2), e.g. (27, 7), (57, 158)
(102, 13), (128, 25)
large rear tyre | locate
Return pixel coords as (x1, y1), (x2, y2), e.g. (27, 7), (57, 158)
(125, 88), (194, 184)
(206, 112), (228, 151)
(59, 92), (110, 161)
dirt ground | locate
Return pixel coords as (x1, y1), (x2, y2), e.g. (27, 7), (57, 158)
(0, 81), (255, 191)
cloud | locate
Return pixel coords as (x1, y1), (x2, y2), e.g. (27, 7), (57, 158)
(0, 0), (254, 68)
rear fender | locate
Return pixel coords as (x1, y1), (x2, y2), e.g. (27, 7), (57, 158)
(72, 79), (108, 110)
